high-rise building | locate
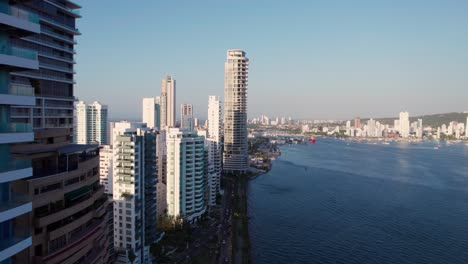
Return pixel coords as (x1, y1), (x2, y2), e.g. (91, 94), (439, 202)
(142, 97), (160, 130)
(223, 49), (249, 174)
(156, 130), (167, 218)
(160, 75), (176, 129)
(166, 128), (206, 222)
(0, 1), (39, 262)
(465, 116), (468, 137)
(399, 111), (410, 138)
(74, 100), (108, 145)
(9, 1), (80, 131)
(180, 103), (194, 131)
(2, 2), (114, 263)
(207, 96), (222, 206)
(354, 117), (361, 129)
(416, 119), (423, 138)
(100, 144), (113, 195)
(112, 122), (157, 264)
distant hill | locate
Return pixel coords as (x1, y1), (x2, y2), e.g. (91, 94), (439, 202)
(362, 112), (468, 128)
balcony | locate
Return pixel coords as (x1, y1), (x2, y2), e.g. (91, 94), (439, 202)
(0, 193), (32, 223)
(0, 44), (38, 70)
(0, 3), (40, 36)
(37, 49), (75, 63)
(40, 16), (80, 35)
(41, 28), (76, 44)
(35, 186), (104, 227)
(0, 83), (35, 106)
(44, 0), (81, 18)
(23, 36), (75, 54)
(11, 71), (75, 84)
(0, 123), (33, 144)
(0, 231), (32, 262)
(39, 62), (75, 74)
(0, 159), (32, 183)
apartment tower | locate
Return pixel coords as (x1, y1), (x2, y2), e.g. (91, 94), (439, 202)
(2, 1), (114, 263)
(399, 111), (410, 138)
(74, 100), (108, 145)
(142, 97), (160, 130)
(112, 122), (157, 264)
(166, 128), (206, 223)
(160, 75), (175, 129)
(223, 49), (249, 174)
(180, 103), (193, 131)
(0, 0), (39, 262)
(206, 96), (221, 206)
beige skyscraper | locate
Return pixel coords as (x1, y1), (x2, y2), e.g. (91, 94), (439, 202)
(223, 49), (249, 174)
(160, 75), (176, 129)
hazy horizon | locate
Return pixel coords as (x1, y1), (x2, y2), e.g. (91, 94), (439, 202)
(75, 0), (468, 120)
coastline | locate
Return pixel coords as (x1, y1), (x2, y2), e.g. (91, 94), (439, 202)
(232, 147), (281, 263)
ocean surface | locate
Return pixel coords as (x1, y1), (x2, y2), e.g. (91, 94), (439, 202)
(248, 138), (468, 264)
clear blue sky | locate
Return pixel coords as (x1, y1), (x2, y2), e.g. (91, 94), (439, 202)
(75, 0), (468, 120)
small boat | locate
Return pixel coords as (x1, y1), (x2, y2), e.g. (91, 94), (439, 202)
(309, 137), (316, 144)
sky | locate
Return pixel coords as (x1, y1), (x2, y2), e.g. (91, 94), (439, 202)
(75, 0), (468, 120)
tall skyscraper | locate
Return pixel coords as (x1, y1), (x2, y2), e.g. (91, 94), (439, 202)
(113, 122), (157, 264)
(160, 75), (176, 129)
(142, 97), (160, 130)
(207, 96), (222, 205)
(166, 128), (206, 222)
(0, 1), (38, 262)
(180, 103), (194, 130)
(223, 49), (249, 174)
(74, 100), (108, 145)
(399, 111), (410, 138)
(2, 2), (113, 263)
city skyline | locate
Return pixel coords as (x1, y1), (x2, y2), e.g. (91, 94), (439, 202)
(75, 0), (468, 120)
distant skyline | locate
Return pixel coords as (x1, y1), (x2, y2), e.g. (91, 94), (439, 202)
(75, 0), (468, 120)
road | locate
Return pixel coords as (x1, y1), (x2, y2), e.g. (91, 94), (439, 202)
(166, 177), (235, 264)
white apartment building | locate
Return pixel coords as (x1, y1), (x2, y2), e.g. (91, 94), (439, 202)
(166, 128), (206, 222)
(112, 122), (157, 264)
(223, 49), (249, 174)
(399, 111), (410, 138)
(74, 100), (108, 145)
(160, 75), (176, 129)
(207, 96), (222, 206)
(142, 97), (160, 130)
(100, 145), (113, 195)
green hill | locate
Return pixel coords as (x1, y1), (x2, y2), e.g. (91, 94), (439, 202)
(362, 112), (468, 128)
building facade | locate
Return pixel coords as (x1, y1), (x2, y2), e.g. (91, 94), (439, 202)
(142, 97), (160, 130)
(166, 128), (206, 222)
(180, 103), (193, 131)
(223, 49), (249, 174)
(112, 122), (157, 264)
(0, 0), (39, 262)
(2, 1), (114, 264)
(160, 75), (175, 129)
(206, 96), (221, 206)
(74, 100), (108, 145)
(399, 111), (410, 138)
(99, 144), (113, 195)
(11, 129), (112, 264)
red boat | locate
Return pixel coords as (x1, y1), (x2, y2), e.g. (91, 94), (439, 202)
(309, 137), (316, 143)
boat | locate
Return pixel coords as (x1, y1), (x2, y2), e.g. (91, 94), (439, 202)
(309, 137), (316, 144)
